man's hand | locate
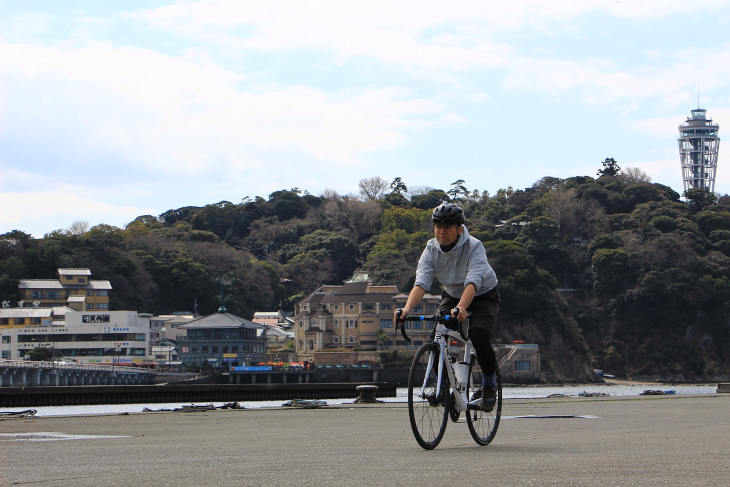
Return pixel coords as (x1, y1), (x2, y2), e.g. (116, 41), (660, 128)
(395, 307), (410, 324)
(452, 306), (468, 323)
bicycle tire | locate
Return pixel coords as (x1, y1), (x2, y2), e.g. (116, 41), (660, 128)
(466, 355), (501, 446)
(408, 343), (451, 450)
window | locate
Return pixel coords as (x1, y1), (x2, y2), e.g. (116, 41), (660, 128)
(212, 346), (219, 353)
(222, 346), (229, 353)
(379, 303), (393, 311)
(202, 346), (209, 353)
(360, 340), (377, 345)
(96, 303), (109, 309)
(181, 346), (189, 353)
(13, 318), (25, 326)
(426, 303), (437, 313)
(29, 317), (41, 325)
(232, 346), (238, 352)
(348, 319), (356, 328)
(334, 305), (339, 311)
(413, 321), (423, 330)
(31, 291), (43, 299)
(347, 336), (356, 344)
(425, 320), (434, 330)
(134, 334), (145, 341)
(86, 303), (94, 310)
(191, 346), (198, 353)
(308, 341), (314, 350)
(333, 336), (340, 343)
(334, 320), (339, 328)
(362, 303), (374, 311)
(414, 304), (423, 312)
(299, 321), (303, 328)
(131, 348), (145, 355)
(65, 276), (73, 281)
(1, 350), (9, 359)
(46, 291), (60, 300)
(0, 318), (8, 325)
(349, 304), (354, 310)
(515, 361), (531, 371)
(78, 278), (86, 284)
(380, 319), (393, 329)
(1, 336), (10, 343)
(96, 290), (108, 296)
(87, 290), (94, 296)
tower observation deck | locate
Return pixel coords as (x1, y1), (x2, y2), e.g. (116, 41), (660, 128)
(678, 108), (720, 193)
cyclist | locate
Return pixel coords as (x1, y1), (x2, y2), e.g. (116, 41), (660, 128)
(396, 202), (500, 410)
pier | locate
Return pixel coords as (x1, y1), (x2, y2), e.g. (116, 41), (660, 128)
(0, 394), (727, 486)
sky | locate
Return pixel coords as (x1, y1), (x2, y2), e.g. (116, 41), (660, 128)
(2, 0), (730, 237)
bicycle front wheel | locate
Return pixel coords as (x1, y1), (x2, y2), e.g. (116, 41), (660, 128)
(408, 343), (450, 450)
(466, 355), (502, 446)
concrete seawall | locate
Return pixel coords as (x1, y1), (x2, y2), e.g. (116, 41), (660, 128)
(0, 382), (398, 407)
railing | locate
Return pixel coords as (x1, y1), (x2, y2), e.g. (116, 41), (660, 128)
(0, 360), (149, 374)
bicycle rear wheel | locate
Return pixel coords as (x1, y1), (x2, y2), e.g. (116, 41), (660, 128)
(408, 343), (450, 450)
(466, 355), (501, 446)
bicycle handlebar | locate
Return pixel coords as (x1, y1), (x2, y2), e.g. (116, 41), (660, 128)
(395, 308), (472, 343)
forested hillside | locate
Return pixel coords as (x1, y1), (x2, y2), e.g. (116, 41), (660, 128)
(2, 165), (730, 381)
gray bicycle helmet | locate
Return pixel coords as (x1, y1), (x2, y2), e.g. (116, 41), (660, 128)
(432, 203), (465, 225)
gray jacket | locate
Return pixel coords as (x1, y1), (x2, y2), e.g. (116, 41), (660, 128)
(414, 226), (498, 299)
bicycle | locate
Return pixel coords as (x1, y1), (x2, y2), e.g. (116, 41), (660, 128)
(396, 308), (502, 450)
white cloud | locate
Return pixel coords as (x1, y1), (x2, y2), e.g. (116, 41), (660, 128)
(0, 190), (154, 237)
(0, 42), (445, 179)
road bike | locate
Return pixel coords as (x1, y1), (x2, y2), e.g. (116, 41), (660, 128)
(396, 308), (502, 450)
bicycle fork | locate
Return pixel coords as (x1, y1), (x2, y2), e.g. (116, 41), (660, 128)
(419, 332), (474, 412)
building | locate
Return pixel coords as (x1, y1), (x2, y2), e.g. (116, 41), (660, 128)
(176, 311), (267, 368)
(16, 268), (112, 311)
(294, 282), (440, 352)
(678, 108), (721, 193)
(252, 311), (295, 349)
(0, 309), (150, 364)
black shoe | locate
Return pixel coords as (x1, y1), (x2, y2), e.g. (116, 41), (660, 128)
(468, 386), (497, 412)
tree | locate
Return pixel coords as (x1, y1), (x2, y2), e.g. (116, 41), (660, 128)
(68, 220), (90, 236)
(377, 328), (390, 347)
(390, 177), (408, 195)
(447, 179), (468, 201)
(619, 167), (652, 184)
(27, 346), (54, 361)
(358, 177), (390, 201)
(597, 158), (621, 177)
(684, 188), (718, 213)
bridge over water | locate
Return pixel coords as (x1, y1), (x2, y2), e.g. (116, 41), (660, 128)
(0, 360), (152, 387)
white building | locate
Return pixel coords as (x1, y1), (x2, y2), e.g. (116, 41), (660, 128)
(0, 309), (150, 365)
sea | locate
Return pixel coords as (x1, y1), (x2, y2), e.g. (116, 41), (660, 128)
(0, 383), (719, 417)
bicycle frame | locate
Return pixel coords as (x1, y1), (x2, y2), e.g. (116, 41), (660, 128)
(419, 322), (474, 413)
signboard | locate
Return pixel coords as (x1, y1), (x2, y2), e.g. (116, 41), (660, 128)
(230, 366), (272, 372)
(222, 353), (237, 358)
(222, 358), (238, 362)
(83, 315), (110, 323)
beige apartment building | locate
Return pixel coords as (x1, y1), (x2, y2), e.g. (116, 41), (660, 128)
(16, 268), (112, 311)
(294, 282), (441, 352)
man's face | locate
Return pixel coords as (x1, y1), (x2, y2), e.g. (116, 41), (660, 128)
(434, 223), (462, 246)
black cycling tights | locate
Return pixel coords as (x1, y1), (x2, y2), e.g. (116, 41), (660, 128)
(468, 327), (496, 376)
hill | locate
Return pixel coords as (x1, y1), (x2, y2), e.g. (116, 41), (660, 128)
(3, 171), (730, 382)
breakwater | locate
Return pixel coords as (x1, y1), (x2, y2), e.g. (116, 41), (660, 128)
(0, 382), (398, 408)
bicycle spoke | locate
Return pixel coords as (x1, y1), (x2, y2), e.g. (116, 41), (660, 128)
(466, 355), (501, 446)
(408, 343), (450, 450)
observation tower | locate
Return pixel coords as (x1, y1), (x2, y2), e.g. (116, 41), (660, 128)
(678, 108), (720, 193)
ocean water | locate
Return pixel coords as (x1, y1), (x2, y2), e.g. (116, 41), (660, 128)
(0, 384), (719, 417)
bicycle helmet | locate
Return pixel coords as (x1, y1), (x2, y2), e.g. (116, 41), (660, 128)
(432, 203), (465, 225)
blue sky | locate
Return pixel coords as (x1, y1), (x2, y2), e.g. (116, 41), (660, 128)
(2, 0), (730, 236)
